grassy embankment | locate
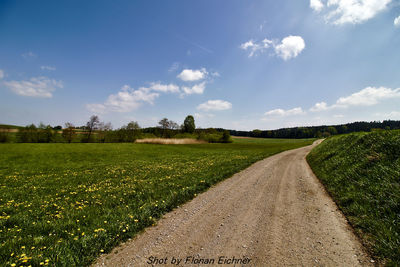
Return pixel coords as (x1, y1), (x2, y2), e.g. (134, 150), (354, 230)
(0, 138), (313, 266)
(307, 131), (400, 265)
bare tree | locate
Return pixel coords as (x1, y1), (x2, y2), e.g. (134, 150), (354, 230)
(158, 118), (169, 129)
(169, 121), (180, 130)
(158, 118), (170, 137)
(86, 115), (99, 142)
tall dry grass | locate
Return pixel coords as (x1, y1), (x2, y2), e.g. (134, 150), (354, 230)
(135, 138), (206, 144)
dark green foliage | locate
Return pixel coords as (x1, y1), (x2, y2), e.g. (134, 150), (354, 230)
(62, 123), (76, 143)
(183, 115), (195, 133)
(229, 120), (400, 138)
(17, 124), (39, 143)
(221, 130), (232, 143)
(307, 131), (400, 265)
(0, 138), (313, 266)
(0, 131), (10, 143)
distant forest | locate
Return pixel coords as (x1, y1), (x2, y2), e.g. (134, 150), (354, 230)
(225, 120), (400, 139)
(1, 119), (400, 143)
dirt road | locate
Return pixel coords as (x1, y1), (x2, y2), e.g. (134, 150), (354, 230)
(95, 141), (372, 266)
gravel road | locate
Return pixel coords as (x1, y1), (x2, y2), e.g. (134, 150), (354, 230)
(95, 141), (372, 266)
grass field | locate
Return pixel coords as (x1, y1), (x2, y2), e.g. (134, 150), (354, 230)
(0, 138), (313, 266)
(307, 131), (400, 265)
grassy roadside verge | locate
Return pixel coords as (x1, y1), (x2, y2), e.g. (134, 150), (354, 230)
(0, 138), (313, 266)
(307, 131), (400, 265)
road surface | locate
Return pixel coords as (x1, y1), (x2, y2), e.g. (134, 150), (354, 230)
(95, 141), (372, 266)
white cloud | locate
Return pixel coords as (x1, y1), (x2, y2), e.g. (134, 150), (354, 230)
(310, 0), (324, 12)
(181, 82), (206, 96)
(197, 100), (232, 111)
(309, 87), (400, 113)
(177, 68), (208, 81)
(86, 103), (107, 114)
(21, 51), (37, 59)
(310, 101), (329, 112)
(148, 82), (179, 93)
(264, 107), (305, 117)
(274, 36), (305, 61)
(240, 36), (304, 60)
(394, 16), (400, 27)
(40, 66), (56, 71)
(240, 38), (273, 57)
(4, 76), (63, 98)
(0, 69), (4, 79)
(335, 86), (400, 107)
(87, 85), (159, 114)
(240, 40), (255, 50)
(324, 0), (392, 25)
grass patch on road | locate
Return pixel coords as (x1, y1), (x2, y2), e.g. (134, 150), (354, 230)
(0, 138), (313, 266)
(307, 131), (400, 265)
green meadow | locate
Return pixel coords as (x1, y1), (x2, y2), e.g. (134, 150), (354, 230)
(307, 131), (400, 265)
(0, 138), (313, 266)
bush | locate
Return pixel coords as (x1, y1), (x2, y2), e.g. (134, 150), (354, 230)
(173, 133), (197, 139)
(197, 131), (232, 143)
(0, 131), (10, 143)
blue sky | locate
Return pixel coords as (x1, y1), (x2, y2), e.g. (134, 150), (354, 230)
(1, 0), (400, 130)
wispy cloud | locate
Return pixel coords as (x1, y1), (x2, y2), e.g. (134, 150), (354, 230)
(181, 82), (206, 97)
(310, 101), (330, 112)
(86, 82), (180, 114)
(4, 76), (63, 98)
(175, 34), (213, 54)
(21, 51), (37, 59)
(168, 62), (180, 73)
(335, 86), (400, 107)
(0, 69), (4, 80)
(240, 39), (273, 57)
(197, 100), (232, 111)
(309, 87), (400, 112)
(240, 36), (305, 60)
(264, 107), (305, 117)
(87, 85), (159, 114)
(147, 82), (179, 93)
(41, 65), (56, 71)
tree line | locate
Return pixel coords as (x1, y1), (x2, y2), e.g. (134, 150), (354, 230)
(226, 120), (400, 139)
(0, 115), (232, 143)
(2, 117), (398, 143)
